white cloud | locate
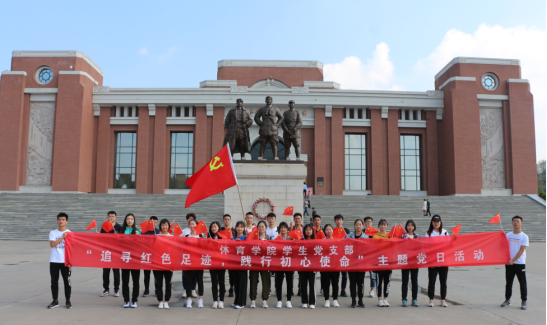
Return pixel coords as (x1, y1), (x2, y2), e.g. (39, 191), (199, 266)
(415, 24), (546, 161)
(137, 47), (148, 55)
(324, 43), (405, 91)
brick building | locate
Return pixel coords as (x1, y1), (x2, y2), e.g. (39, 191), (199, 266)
(0, 51), (537, 196)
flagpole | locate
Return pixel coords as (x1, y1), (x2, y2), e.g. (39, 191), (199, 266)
(236, 185), (245, 220)
(499, 215), (504, 233)
(95, 219), (98, 233)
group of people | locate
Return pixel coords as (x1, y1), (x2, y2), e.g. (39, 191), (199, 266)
(48, 211), (529, 311)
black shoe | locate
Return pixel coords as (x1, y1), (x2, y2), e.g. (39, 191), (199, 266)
(340, 290), (348, 297)
(350, 300), (356, 308)
(47, 300), (59, 309)
(228, 288), (234, 297)
(142, 290), (149, 297)
(65, 301), (72, 309)
(357, 300), (365, 308)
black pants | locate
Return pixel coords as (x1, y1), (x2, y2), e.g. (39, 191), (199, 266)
(233, 270), (248, 307)
(102, 268), (120, 291)
(427, 208), (431, 216)
(210, 269), (226, 301)
(121, 269), (140, 303)
(143, 269), (155, 292)
(376, 270), (392, 298)
(505, 264), (527, 301)
(428, 267), (448, 300)
(275, 271), (294, 301)
(348, 271), (365, 300)
(249, 270), (270, 301)
(185, 270), (204, 297)
(401, 269), (419, 300)
(182, 271), (197, 291)
(341, 271), (348, 291)
(50, 262), (71, 301)
(153, 270), (172, 302)
(321, 272), (339, 300)
(299, 271), (316, 305)
(228, 270), (235, 288)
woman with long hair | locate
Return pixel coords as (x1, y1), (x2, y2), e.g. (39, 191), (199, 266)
(154, 219), (172, 309)
(231, 221), (247, 309)
(373, 219), (392, 307)
(208, 221), (225, 309)
(184, 219), (204, 308)
(400, 219), (420, 307)
(249, 220), (270, 308)
(425, 215), (449, 307)
(321, 224), (340, 308)
(345, 219), (367, 308)
(275, 222), (294, 309)
(120, 213), (141, 308)
(299, 224), (316, 309)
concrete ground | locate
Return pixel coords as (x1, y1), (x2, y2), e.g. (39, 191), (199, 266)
(0, 241), (544, 325)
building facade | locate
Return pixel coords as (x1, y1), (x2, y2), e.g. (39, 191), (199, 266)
(0, 52), (537, 196)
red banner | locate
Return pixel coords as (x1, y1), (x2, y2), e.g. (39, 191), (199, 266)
(65, 231), (510, 272)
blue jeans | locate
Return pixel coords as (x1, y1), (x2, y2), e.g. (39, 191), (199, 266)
(369, 271), (377, 289)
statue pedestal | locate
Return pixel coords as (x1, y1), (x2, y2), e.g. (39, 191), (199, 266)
(224, 162), (307, 224)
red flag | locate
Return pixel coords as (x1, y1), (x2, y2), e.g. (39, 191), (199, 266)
(365, 226), (379, 237)
(452, 224), (461, 236)
(489, 213), (501, 224)
(283, 207), (293, 216)
(387, 225), (396, 238)
(168, 220), (175, 234)
(288, 228), (303, 240)
(246, 229), (259, 240)
(101, 220), (114, 233)
(140, 220), (154, 234)
(218, 228), (233, 239)
(332, 227), (347, 239)
(315, 228), (326, 239)
(85, 219), (96, 231)
(194, 221), (208, 236)
(393, 224), (406, 238)
(173, 224), (183, 237)
(184, 145), (238, 208)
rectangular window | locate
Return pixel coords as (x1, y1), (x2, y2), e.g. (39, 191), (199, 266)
(357, 109), (363, 119)
(114, 132), (137, 189)
(345, 134), (366, 191)
(349, 108), (354, 119)
(170, 132), (194, 189)
(400, 135), (421, 191)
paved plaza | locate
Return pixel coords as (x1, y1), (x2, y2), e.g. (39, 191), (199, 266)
(0, 241), (544, 325)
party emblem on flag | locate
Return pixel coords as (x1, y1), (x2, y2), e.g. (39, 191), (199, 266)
(209, 156), (223, 171)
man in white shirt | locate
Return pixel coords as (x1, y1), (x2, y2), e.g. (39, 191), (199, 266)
(244, 212), (255, 234)
(266, 213), (278, 239)
(501, 216), (529, 310)
(48, 212), (72, 309)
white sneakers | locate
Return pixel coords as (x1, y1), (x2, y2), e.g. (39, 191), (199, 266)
(164, 302), (169, 309)
(309, 304), (315, 309)
(198, 299), (204, 308)
(234, 305), (244, 309)
(378, 299), (385, 307)
(332, 300), (339, 308)
(218, 301), (224, 309)
(250, 300), (256, 308)
(369, 289), (375, 298)
(130, 302), (137, 308)
(182, 291), (187, 298)
(123, 302), (130, 308)
(324, 300), (330, 308)
(101, 290), (109, 297)
(262, 301), (268, 308)
(186, 300), (192, 308)
(302, 304), (308, 309)
(286, 301), (292, 309)
(384, 298), (389, 307)
(158, 302), (164, 309)
(212, 301), (218, 309)
(276, 301), (282, 308)
(441, 300), (448, 307)
(191, 290), (198, 298)
(428, 300), (434, 307)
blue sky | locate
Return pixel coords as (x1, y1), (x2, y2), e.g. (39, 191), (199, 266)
(1, 0), (545, 160)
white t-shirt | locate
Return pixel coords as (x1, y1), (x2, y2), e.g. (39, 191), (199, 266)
(266, 226), (278, 240)
(181, 228), (191, 236)
(506, 231), (529, 264)
(245, 226), (255, 234)
(49, 229), (71, 263)
(425, 229), (449, 237)
(422, 201), (428, 210)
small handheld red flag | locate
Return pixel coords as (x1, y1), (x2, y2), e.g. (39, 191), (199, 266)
(194, 221), (208, 236)
(218, 228), (233, 239)
(315, 227), (326, 239)
(173, 224), (183, 237)
(394, 224), (406, 238)
(101, 220), (114, 233)
(288, 228), (303, 240)
(168, 220), (175, 234)
(451, 224), (461, 236)
(364, 226), (379, 237)
(85, 219), (96, 231)
(387, 225), (396, 238)
(283, 207), (293, 216)
(246, 229), (259, 240)
(489, 213), (501, 224)
(332, 227), (347, 239)
(140, 220), (154, 234)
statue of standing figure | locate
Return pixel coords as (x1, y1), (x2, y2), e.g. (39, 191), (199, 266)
(254, 96), (284, 159)
(223, 98), (253, 158)
(281, 100), (303, 159)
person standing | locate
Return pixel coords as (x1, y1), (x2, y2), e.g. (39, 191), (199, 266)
(244, 212), (255, 234)
(304, 200), (310, 217)
(275, 222), (294, 309)
(209, 221), (226, 309)
(363, 216), (377, 297)
(422, 199), (428, 216)
(289, 213), (304, 296)
(334, 214), (350, 297)
(180, 213), (198, 299)
(321, 224), (340, 308)
(345, 219), (367, 308)
(425, 215), (449, 307)
(501, 216), (529, 310)
(120, 213), (141, 308)
(143, 216), (159, 297)
(47, 213), (72, 309)
(303, 182), (307, 196)
(299, 224), (316, 309)
(154, 219), (173, 309)
(220, 214), (237, 298)
(426, 199), (431, 216)
(400, 220), (420, 307)
(100, 211), (122, 298)
(249, 221), (271, 308)
(231, 221), (247, 309)
(184, 219), (205, 308)
(265, 213), (278, 239)
(373, 219), (392, 307)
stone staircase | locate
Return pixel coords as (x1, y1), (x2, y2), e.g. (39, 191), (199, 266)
(310, 195), (546, 242)
(0, 193), (544, 241)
